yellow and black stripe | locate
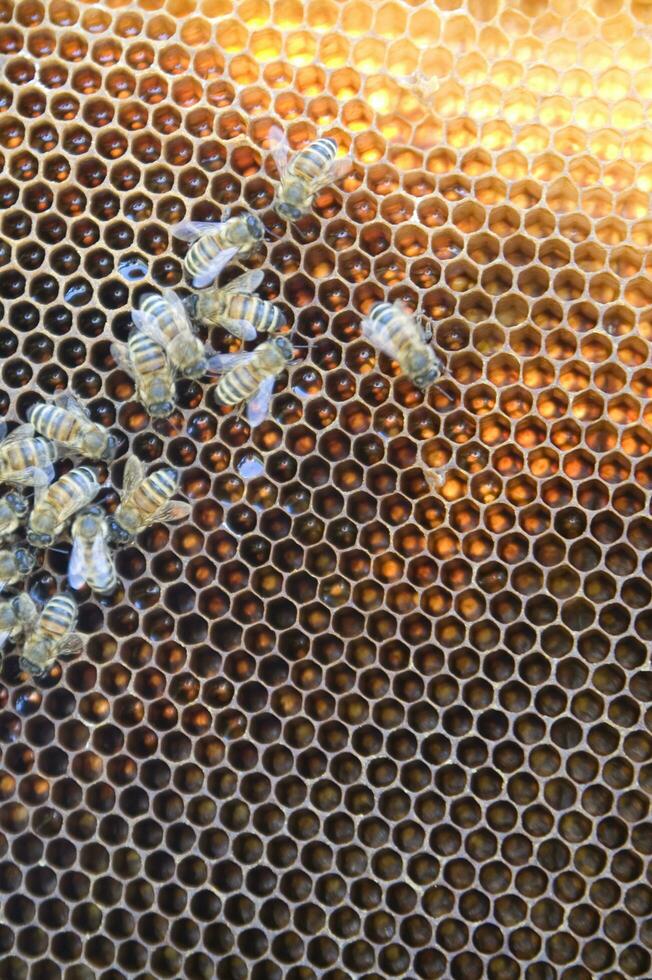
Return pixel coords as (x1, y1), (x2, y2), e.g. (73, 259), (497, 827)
(367, 302), (413, 356)
(40, 594), (77, 639)
(128, 331), (167, 376)
(125, 467), (176, 521)
(290, 137), (337, 182)
(0, 437), (57, 481)
(221, 294), (284, 334)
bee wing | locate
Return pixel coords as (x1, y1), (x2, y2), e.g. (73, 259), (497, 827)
(161, 288), (193, 328)
(219, 317), (257, 342)
(123, 455), (145, 493)
(269, 126), (290, 177)
(14, 594), (38, 627)
(0, 629), (10, 651)
(110, 341), (133, 375)
(0, 423), (36, 447)
(192, 247), (239, 289)
(68, 533), (89, 591)
(311, 154), (353, 193)
(220, 269), (265, 295)
(205, 351), (256, 373)
(12, 464), (55, 489)
(169, 220), (224, 243)
(330, 154), (354, 183)
(154, 499), (192, 524)
(57, 633), (84, 659)
(360, 315), (401, 361)
(53, 391), (90, 420)
(131, 309), (168, 347)
(246, 375), (276, 428)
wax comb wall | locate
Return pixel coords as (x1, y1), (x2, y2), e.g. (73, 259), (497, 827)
(1, 0), (652, 978)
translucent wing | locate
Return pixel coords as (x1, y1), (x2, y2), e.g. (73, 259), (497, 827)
(14, 594), (38, 627)
(161, 288), (193, 327)
(0, 630), (10, 652)
(330, 154), (354, 183)
(219, 317), (257, 342)
(246, 375), (276, 427)
(0, 423), (36, 447)
(360, 315), (401, 361)
(53, 391), (90, 420)
(170, 220), (224, 243)
(123, 455), (145, 494)
(110, 341), (133, 375)
(68, 533), (89, 591)
(269, 126), (290, 176)
(220, 269), (265, 296)
(154, 499), (192, 524)
(131, 309), (167, 347)
(10, 465), (55, 489)
(88, 530), (114, 592)
(192, 247), (239, 289)
(57, 633), (84, 659)
(206, 351), (256, 372)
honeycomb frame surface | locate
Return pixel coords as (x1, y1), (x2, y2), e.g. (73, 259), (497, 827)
(0, 0), (652, 978)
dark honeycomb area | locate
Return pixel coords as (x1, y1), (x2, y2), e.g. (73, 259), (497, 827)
(1, 0), (652, 978)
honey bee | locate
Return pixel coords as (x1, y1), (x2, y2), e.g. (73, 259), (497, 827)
(132, 289), (209, 380)
(361, 301), (444, 391)
(0, 547), (36, 591)
(108, 457), (191, 545)
(19, 593), (83, 677)
(0, 423), (58, 488)
(69, 506), (117, 596)
(0, 490), (30, 540)
(0, 593), (38, 655)
(270, 129), (352, 221)
(192, 269), (286, 341)
(210, 334), (294, 426)
(27, 466), (101, 548)
(111, 330), (176, 419)
(28, 392), (119, 462)
(171, 211), (266, 288)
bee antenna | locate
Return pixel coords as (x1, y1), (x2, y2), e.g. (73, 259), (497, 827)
(434, 385), (456, 406)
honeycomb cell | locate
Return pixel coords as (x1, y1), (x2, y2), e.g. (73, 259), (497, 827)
(0, 0), (650, 977)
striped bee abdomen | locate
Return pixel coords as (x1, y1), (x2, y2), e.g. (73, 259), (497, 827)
(129, 468), (177, 519)
(0, 437), (56, 472)
(128, 332), (167, 374)
(40, 595), (77, 639)
(29, 404), (80, 446)
(291, 138), (337, 181)
(222, 294), (284, 334)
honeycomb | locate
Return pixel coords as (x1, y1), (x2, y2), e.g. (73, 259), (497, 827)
(1, 0), (652, 976)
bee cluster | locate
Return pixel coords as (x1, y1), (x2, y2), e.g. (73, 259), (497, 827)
(0, 129), (447, 681)
(0, 395), (190, 677)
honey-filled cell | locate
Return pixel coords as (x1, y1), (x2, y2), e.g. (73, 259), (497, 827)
(0, 0), (650, 976)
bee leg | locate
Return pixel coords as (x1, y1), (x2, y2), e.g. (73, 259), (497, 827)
(416, 314), (434, 343)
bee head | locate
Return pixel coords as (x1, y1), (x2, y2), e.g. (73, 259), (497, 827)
(276, 201), (303, 222)
(27, 530), (53, 548)
(273, 335), (294, 361)
(246, 213), (265, 240)
(6, 492), (28, 518)
(412, 351), (444, 391)
(15, 548), (35, 575)
(107, 517), (131, 546)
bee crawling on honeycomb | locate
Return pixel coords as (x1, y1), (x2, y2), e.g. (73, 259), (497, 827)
(269, 128), (353, 221)
(361, 301), (445, 392)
